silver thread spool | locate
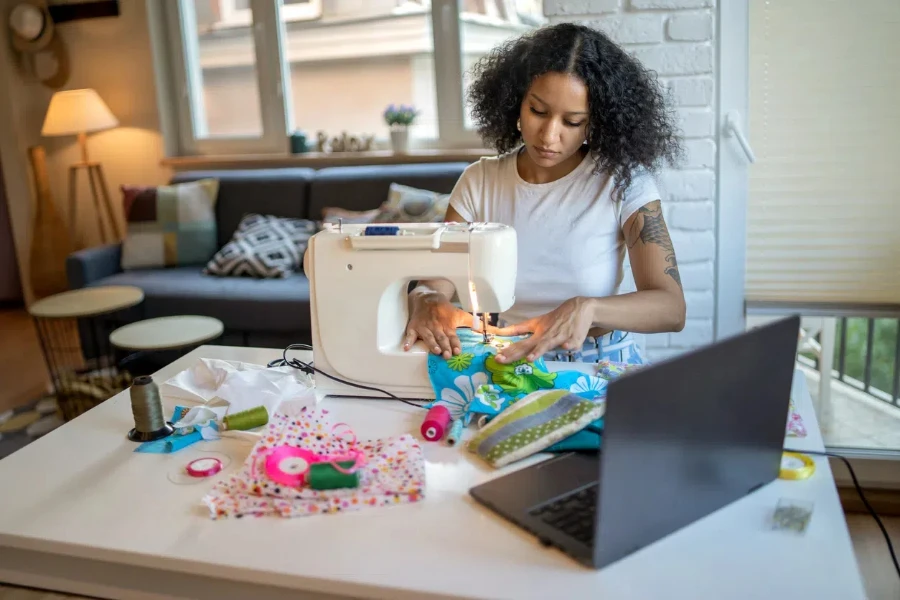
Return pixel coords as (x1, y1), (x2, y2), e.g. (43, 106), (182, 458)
(127, 375), (175, 442)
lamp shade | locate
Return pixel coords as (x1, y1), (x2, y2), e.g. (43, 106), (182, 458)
(41, 89), (119, 137)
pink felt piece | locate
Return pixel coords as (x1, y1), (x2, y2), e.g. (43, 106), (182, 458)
(202, 407), (426, 518)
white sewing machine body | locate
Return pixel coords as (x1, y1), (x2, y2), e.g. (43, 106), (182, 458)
(306, 222), (517, 399)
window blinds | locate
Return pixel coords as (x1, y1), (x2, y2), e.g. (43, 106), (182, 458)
(745, 1), (900, 307)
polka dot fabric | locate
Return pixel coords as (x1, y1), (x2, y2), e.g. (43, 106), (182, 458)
(202, 407), (426, 518)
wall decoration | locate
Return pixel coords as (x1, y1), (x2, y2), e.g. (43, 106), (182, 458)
(7, 0), (71, 88)
(315, 131), (375, 153)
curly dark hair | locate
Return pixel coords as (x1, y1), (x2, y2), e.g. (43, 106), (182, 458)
(467, 22), (683, 198)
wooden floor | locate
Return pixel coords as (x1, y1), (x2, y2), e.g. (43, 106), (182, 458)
(0, 309), (50, 415)
(1, 309), (899, 598)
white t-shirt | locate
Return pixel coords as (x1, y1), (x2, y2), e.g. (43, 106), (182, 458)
(448, 148), (662, 325)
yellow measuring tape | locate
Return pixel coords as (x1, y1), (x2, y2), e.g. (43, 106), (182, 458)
(779, 452), (816, 480)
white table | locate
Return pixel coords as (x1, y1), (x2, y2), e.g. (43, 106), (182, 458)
(0, 345), (867, 600)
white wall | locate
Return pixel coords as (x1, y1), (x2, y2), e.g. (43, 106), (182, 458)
(545, 0), (718, 361)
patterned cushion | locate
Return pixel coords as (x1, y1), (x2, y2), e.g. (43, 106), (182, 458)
(204, 213), (317, 278)
(120, 179), (219, 270)
(321, 182), (450, 225)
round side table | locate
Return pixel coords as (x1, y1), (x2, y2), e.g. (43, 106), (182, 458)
(28, 286), (145, 421)
(110, 316), (224, 377)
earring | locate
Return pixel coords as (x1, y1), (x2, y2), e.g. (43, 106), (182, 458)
(516, 118), (521, 131)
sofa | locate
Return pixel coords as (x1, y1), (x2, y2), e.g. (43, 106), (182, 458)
(66, 162), (471, 352)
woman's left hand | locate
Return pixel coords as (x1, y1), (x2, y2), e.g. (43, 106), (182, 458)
(493, 297), (595, 364)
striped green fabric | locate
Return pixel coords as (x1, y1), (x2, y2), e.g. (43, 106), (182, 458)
(467, 389), (605, 468)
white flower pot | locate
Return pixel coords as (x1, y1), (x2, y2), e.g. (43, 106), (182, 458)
(390, 127), (409, 153)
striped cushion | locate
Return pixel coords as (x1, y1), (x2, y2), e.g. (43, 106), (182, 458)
(466, 389), (605, 468)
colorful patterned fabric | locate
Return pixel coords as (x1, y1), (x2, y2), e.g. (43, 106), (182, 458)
(467, 389), (605, 467)
(202, 407), (426, 518)
(204, 213), (316, 278)
(426, 329), (609, 428)
(120, 178), (219, 270)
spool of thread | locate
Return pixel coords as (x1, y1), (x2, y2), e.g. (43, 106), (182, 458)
(447, 418), (464, 446)
(421, 404), (451, 441)
(308, 460), (360, 490)
(127, 376), (175, 442)
(186, 457), (223, 478)
(266, 446), (317, 487)
(779, 451), (816, 480)
(223, 405), (269, 431)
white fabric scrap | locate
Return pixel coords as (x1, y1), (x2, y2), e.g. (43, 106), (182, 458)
(160, 358), (317, 418)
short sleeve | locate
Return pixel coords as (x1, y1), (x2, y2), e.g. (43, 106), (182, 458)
(447, 161), (483, 222)
(617, 169), (662, 228)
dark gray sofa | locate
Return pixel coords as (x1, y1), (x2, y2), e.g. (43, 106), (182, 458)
(66, 162), (470, 350)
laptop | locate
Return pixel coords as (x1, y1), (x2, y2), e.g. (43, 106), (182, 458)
(469, 315), (801, 569)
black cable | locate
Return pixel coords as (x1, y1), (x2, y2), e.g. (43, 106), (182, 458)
(786, 447), (900, 579)
(268, 344), (428, 410)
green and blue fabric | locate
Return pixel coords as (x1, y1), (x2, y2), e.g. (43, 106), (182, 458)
(425, 328), (608, 427)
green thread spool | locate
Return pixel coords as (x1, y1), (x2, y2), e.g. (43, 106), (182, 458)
(308, 460), (359, 490)
(222, 406), (269, 431)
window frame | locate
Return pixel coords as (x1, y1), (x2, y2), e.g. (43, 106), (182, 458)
(159, 0), (291, 156)
(150, 0), (496, 157)
(218, 0), (323, 27)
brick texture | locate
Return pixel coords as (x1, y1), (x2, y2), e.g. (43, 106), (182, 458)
(544, 0), (621, 16)
(669, 201), (714, 230)
(583, 13), (664, 44)
(677, 108), (714, 138)
(683, 139), (716, 168)
(667, 13), (713, 41)
(629, 44), (712, 76)
(658, 169), (715, 201)
(666, 77), (713, 106)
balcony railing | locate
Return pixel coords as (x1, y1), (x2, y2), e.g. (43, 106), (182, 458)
(827, 317), (900, 406)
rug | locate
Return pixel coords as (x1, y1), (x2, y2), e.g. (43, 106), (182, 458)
(0, 395), (64, 460)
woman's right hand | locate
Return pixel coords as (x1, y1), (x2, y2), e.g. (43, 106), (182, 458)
(404, 292), (483, 358)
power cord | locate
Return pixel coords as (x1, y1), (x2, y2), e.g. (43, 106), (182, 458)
(787, 447), (900, 579)
(268, 343), (428, 410)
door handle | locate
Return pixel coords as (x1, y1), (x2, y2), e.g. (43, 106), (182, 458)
(723, 109), (756, 164)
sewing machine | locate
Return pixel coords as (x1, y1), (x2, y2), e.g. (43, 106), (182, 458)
(306, 222), (517, 399)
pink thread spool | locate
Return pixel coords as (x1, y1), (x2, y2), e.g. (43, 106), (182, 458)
(421, 405), (451, 442)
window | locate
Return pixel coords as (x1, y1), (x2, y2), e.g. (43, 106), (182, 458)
(744, 1), (900, 310)
(153, 0), (546, 155)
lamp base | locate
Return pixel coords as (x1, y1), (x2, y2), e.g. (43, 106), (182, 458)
(68, 161), (122, 246)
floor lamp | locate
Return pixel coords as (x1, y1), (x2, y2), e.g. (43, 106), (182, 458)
(41, 88), (123, 245)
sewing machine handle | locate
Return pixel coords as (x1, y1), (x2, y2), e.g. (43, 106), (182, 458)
(348, 227), (444, 251)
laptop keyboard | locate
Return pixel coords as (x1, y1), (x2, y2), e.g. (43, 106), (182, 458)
(529, 484), (598, 546)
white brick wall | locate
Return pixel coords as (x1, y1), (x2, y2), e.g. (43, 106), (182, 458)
(546, 0), (718, 361)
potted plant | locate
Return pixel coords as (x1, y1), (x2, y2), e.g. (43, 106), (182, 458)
(383, 104), (418, 153)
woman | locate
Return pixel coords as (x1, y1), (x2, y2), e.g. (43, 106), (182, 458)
(404, 22), (686, 367)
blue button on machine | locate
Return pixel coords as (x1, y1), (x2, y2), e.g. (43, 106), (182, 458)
(364, 226), (400, 236)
